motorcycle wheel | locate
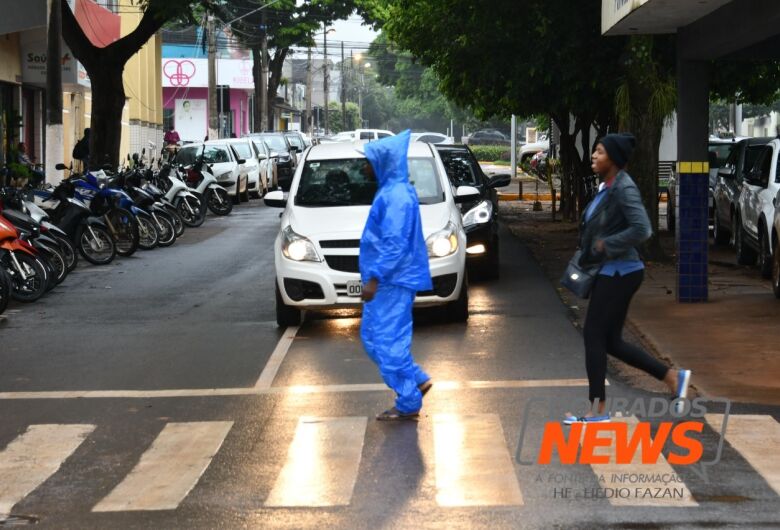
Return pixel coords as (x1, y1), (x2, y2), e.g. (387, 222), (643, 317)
(178, 196), (205, 228)
(137, 215), (160, 250)
(153, 212), (177, 247)
(207, 188), (233, 216)
(53, 234), (78, 272)
(0, 266), (10, 314)
(39, 246), (68, 286)
(6, 253), (48, 303)
(164, 207), (185, 237)
(77, 224), (116, 265)
(107, 207), (140, 257)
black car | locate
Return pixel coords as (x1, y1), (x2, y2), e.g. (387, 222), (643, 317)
(712, 137), (770, 245)
(435, 145), (511, 279)
(249, 133), (298, 191)
(465, 129), (511, 146)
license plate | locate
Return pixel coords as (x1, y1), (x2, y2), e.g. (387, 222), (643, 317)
(346, 280), (363, 297)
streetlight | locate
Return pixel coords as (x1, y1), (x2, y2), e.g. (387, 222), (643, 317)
(354, 57), (371, 128)
(321, 27), (336, 135)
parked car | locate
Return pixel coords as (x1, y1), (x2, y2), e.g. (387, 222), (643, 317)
(284, 131), (308, 164)
(175, 142), (249, 203)
(330, 131), (357, 142)
(248, 133), (297, 191)
(519, 140), (550, 165)
(464, 129), (511, 146)
(712, 137), (770, 243)
(223, 138), (262, 198)
(435, 145), (511, 278)
(734, 139), (780, 277)
(355, 129), (395, 141)
(772, 189), (780, 297)
(263, 141), (478, 326)
(412, 132), (455, 145)
(249, 138), (278, 193)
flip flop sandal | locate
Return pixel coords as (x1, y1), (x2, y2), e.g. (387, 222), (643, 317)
(418, 380), (433, 397)
(376, 407), (420, 421)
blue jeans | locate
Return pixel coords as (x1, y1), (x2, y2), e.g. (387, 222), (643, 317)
(360, 284), (429, 413)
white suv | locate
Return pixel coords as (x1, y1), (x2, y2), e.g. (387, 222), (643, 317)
(735, 139), (780, 278)
(264, 141), (478, 326)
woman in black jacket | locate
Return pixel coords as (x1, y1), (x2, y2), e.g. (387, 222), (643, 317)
(565, 133), (692, 423)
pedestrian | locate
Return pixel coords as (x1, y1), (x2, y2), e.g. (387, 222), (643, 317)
(359, 129), (433, 421)
(163, 125), (180, 146)
(564, 133), (691, 423)
(16, 142), (45, 187)
(72, 128), (90, 170)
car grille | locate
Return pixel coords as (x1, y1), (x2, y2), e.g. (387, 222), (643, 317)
(320, 239), (361, 249)
(324, 255), (359, 273)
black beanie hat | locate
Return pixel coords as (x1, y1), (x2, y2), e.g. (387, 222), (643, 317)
(599, 133), (636, 168)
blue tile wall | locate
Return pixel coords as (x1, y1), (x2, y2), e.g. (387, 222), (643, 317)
(676, 172), (709, 302)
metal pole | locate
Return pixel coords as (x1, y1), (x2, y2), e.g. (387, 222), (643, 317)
(510, 114), (517, 181)
(323, 27), (329, 135)
(207, 13), (219, 140)
(260, 10), (268, 131)
(306, 45), (312, 135)
(341, 41), (346, 130)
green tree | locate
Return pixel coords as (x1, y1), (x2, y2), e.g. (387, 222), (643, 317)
(327, 101), (360, 133)
(61, 0), (203, 168)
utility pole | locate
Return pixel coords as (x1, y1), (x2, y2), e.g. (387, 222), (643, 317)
(260, 9), (269, 131)
(207, 13), (218, 140)
(340, 41), (346, 130)
(306, 45), (312, 135)
(323, 27), (329, 135)
(45, 0), (63, 181)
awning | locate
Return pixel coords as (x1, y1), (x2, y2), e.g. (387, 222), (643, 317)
(602, 0), (731, 35)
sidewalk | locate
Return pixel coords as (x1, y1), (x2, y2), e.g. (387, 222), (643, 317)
(500, 200), (780, 406)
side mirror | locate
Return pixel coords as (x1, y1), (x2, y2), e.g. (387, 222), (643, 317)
(55, 163), (67, 170)
(454, 185), (481, 204)
(257, 154), (268, 161)
(718, 167), (735, 179)
(488, 173), (512, 189)
(237, 158), (246, 165)
(263, 190), (286, 208)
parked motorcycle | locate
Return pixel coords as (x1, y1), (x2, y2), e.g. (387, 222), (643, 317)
(0, 213), (49, 302)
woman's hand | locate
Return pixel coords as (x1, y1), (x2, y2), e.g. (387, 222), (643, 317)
(361, 278), (378, 302)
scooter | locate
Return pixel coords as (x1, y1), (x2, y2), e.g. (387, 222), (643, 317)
(185, 157), (233, 216)
(158, 165), (205, 228)
(0, 213), (49, 303)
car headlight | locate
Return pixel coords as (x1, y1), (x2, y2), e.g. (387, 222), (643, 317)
(426, 221), (459, 258)
(216, 171), (231, 180)
(281, 225), (321, 262)
(462, 200), (492, 227)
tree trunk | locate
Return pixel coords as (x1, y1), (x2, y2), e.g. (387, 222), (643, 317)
(88, 64), (126, 169)
(267, 47), (289, 130)
(627, 113), (665, 259)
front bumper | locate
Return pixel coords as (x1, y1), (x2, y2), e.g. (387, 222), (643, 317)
(275, 245), (465, 309)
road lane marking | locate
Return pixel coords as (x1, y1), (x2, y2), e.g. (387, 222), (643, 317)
(265, 416), (367, 507)
(0, 378), (601, 400)
(0, 424), (95, 518)
(584, 416), (697, 507)
(92, 421), (233, 512)
(433, 413), (524, 506)
(706, 414), (780, 496)
(254, 326), (299, 390)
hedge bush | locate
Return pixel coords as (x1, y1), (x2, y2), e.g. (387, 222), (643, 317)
(470, 145), (512, 162)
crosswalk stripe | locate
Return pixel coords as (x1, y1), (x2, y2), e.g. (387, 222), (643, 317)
(584, 416), (697, 507)
(92, 421), (233, 512)
(0, 424), (95, 518)
(706, 414), (780, 496)
(265, 416), (368, 507)
(433, 413), (524, 507)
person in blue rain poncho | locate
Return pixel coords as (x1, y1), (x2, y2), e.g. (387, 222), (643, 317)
(359, 130), (434, 421)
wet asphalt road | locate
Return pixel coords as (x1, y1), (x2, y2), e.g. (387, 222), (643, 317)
(0, 199), (778, 529)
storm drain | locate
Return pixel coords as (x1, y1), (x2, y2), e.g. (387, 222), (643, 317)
(0, 515), (39, 526)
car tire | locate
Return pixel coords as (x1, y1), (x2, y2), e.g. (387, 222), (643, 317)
(445, 276), (469, 323)
(759, 226), (772, 279)
(735, 215), (757, 266)
(276, 283), (301, 327)
(772, 242), (780, 299)
(241, 180), (250, 202)
(713, 211), (729, 246)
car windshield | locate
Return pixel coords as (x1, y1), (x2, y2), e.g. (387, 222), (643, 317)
(295, 157), (444, 207)
(255, 135), (287, 152)
(438, 150), (480, 186)
(176, 145), (232, 165)
(231, 142), (253, 160)
(285, 134), (304, 149)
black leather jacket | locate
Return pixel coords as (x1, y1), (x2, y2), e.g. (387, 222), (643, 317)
(579, 170), (652, 267)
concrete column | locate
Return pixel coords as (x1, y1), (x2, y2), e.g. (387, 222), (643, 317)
(675, 54), (711, 303)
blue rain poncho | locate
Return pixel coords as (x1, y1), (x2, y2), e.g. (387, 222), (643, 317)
(359, 130), (432, 414)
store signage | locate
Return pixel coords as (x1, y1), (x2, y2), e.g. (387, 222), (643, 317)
(162, 59), (255, 89)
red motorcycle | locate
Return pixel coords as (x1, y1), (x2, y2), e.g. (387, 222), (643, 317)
(0, 213), (48, 303)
